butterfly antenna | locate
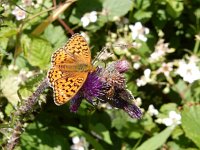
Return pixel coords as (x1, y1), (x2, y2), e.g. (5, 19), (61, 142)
(92, 46), (113, 65)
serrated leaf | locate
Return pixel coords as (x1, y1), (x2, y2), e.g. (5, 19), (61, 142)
(0, 25), (17, 38)
(182, 105), (200, 148)
(136, 127), (174, 150)
(43, 24), (67, 49)
(103, 0), (132, 21)
(26, 37), (53, 69)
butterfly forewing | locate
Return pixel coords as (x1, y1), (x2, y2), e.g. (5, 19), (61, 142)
(51, 48), (76, 66)
(64, 34), (91, 64)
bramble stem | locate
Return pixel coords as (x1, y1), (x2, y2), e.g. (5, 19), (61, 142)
(5, 78), (49, 150)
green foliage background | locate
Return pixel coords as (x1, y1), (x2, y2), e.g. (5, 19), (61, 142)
(0, 0), (200, 149)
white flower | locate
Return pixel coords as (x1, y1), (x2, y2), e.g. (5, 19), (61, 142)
(157, 62), (173, 77)
(162, 118), (173, 126)
(72, 136), (81, 144)
(81, 11), (97, 27)
(2, 4), (9, 10)
(26, 71), (33, 78)
(136, 68), (151, 87)
(147, 104), (159, 116)
(135, 97), (142, 106)
(71, 136), (86, 150)
(129, 22), (149, 42)
(149, 39), (174, 62)
(131, 55), (141, 62)
(144, 68), (151, 78)
(162, 111), (181, 127)
(176, 60), (200, 83)
(136, 77), (147, 87)
(8, 64), (18, 71)
(133, 62), (141, 70)
(132, 42), (142, 49)
(14, 69), (33, 83)
(12, 6), (26, 20)
(97, 48), (114, 61)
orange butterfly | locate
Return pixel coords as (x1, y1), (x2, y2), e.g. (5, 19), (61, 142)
(47, 34), (95, 105)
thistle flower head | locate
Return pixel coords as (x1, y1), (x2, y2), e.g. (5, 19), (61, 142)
(69, 68), (103, 112)
(82, 69), (103, 102)
(115, 60), (130, 73)
(99, 61), (126, 89)
(69, 60), (142, 119)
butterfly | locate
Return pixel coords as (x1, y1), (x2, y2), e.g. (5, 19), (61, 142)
(47, 33), (94, 105)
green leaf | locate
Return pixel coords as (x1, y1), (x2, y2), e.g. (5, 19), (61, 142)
(182, 105), (200, 148)
(0, 67), (20, 106)
(152, 9), (167, 29)
(20, 122), (69, 150)
(67, 126), (104, 150)
(5, 103), (14, 116)
(172, 79), (191, 102)
(190, 80), (200, 102)
(0, 37), (8, 51)
(136, 127), (174, 150)
(26, 36), (53, 69)
(0, 23), (17, 38)
(135, 0), (151, 9)
(166, 0), (184, 18)
(133, 10), (153, 22)
(160, 103), (177, 114)
(103, 0), (133, 21)
(90, 123), (112, 145)
(43, 24), (67, 49)
(18, 73), (45, 100)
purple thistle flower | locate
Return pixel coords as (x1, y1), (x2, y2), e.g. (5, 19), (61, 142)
(115, 60), (130, 73)
(81, 69), (103, 102)
(69, 68), (103, 112)
(69, 60), (142, 119)
(99, 62), (126, 89)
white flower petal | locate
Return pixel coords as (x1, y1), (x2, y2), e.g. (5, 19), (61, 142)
(135, 22), (143, 29)
(81, 16), (90, 27)
(162, 118), (173, 126)
(72, 136), (80, 144)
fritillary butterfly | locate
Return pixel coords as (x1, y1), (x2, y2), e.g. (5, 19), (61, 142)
(47, 33), (95, 105)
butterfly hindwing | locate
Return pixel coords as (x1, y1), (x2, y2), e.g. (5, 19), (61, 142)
(53, 72), (88, 105)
